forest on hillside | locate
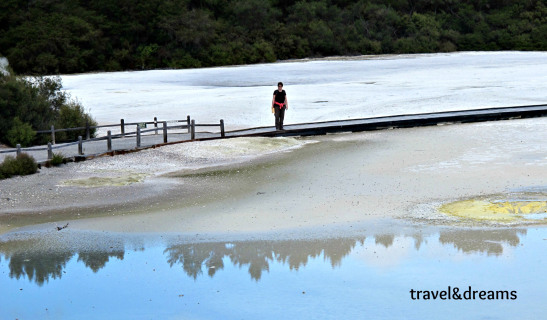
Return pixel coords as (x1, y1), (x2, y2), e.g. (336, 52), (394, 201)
(1, 0), (546, 75)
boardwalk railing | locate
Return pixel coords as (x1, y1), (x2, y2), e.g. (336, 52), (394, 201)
(191, 119), (225, 140)
(4, 104), (545, 164)
(36, 115), (194, 144)
(0, 115), (226, 162)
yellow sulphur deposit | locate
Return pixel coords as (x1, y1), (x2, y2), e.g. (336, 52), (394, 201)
(440, 199), (547, 222)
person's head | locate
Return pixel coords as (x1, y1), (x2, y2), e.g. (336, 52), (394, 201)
(277, 82), (283, 89)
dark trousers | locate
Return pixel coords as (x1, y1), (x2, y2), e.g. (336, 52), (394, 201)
(274, 106), (285, 130)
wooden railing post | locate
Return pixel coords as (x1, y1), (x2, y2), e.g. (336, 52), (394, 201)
(85, 121), (90, 140)
(16, 144), (21, 157)
(187, 115), (191, 133)
(47, 142), (53, 160)
(51, 125), (55, 145)
(154, 117), (158, 135)
(191, 120), (195, 140)
(220, 119), (225, 138)
(136, 125), (141, 148)
(78, 136), (83, 155)
(163, 121), (168, 143)
(120, 119), (125, 137)
(107, 130), (112, 151)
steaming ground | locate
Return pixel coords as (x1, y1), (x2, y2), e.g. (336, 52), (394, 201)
(1, 117), (545, 236)
(0, 57), (9, 76)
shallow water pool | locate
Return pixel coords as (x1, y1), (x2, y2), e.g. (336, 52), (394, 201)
(1, 224), (545, 319)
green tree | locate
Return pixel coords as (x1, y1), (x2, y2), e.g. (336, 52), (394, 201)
(1, 0), (547, 74)
(0, 59), (96, 146)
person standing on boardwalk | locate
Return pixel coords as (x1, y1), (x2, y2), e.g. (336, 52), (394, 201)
(272, 82), (288, 130)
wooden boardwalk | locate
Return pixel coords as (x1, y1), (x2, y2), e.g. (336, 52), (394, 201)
(1, 104), (546, 164)
(225, 104), (547, 138)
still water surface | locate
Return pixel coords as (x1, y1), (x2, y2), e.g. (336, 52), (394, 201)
(1, 224), (545, 319)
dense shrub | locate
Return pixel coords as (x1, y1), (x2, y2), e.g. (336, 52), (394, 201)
(0, 73), (54, 144)
(0, 153), (38, 179)
(54, 102), (97, 142)
(6, 117), (36, 147)
(0, 66), (96, 146)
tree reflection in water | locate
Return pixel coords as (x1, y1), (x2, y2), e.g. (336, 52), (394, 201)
(77, 251), (125, 273)
(439, 229), (527, 256)
(0, 238), (126, 286)
(163, 229), (527, 280)
(0, 228), (528, 285)
(9, 251), (73, 286)
(375, 234), (395, 248)
(165, 238), (362, 281)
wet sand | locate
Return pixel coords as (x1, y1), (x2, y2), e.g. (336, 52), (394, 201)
(1, 117), (545, 236)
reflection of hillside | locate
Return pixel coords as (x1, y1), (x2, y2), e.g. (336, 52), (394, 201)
(164, 238), (362, 281)
(439, 229), (526, 256)
(0, 239), (125, 285)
